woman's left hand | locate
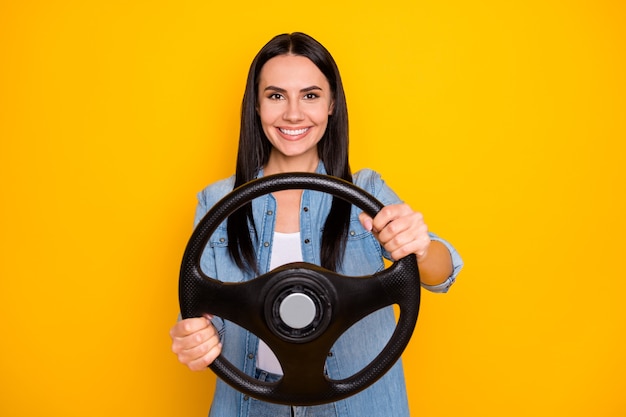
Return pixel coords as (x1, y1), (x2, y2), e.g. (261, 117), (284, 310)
(359, 203), (430, 262)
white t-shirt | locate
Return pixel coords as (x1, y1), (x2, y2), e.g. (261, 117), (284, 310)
(256, 231), (303, 375)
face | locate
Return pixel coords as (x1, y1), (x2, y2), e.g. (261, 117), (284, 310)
(257, 54), (334, 170)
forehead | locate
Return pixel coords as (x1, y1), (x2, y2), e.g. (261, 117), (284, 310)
(258, 55), (329, 88)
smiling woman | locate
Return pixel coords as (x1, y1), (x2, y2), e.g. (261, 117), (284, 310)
(169, 32), (462, 417)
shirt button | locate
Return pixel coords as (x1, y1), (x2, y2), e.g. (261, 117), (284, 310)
(264, 242), (270, 247)
(248, 353), (254, 359)
(304, 239), (310, 244)
(267, 210), (273, 215)
(244, 395), (250, 401)
(303, 207), (309, 212)
(328, 351), (333, 357)
(219, 237), (226, 243)
(349, 230), (356, 236)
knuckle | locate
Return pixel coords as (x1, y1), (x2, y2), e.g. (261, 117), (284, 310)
(389, 205), (402, 218)
(385, 221), (400, 234)
(393, 246), (410, 260)
(175, 351), (187, 364)
(199, 341), (210, 356)
(203, 352), (214, 365)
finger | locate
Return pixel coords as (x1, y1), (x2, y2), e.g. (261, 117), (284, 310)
(172, 322), (218, 353)
(175, 328), (221, 362)
(415, 230), (431, 259)
(170, 317), (212, 338)
(187, 341), (223, 371)
(371, 204), (413, 235)
(389, 234), (430, 261)
(171, 323), (217, 363)
(381, 219), (430, 260)
(376, 213), (418, 247)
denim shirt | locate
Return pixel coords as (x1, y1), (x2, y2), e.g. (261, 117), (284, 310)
(193, 163), (463, 417)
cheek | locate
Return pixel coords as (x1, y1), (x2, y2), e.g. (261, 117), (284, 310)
(258, 101), (284, 117)
(308, 103), (331, 124)
(257, 107), (277, 129)
(313, 108), (331, 127)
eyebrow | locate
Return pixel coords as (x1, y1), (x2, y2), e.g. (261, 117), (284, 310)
(263, 85), (324, 93)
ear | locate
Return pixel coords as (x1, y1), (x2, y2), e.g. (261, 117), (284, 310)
(328, 100), (335, 115)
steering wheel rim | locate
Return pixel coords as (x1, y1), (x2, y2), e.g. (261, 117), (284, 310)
(179, 173), (421, 406)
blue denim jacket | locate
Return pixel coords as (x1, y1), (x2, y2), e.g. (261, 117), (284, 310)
(194, 163), (463, 417)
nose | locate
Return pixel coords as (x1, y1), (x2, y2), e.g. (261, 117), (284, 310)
(283, 99), (304, 122)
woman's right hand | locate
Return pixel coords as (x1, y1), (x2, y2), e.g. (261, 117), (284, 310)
(170, 315), (222, 371)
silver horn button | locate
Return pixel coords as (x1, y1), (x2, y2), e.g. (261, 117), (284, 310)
(279, 293), (317, 329)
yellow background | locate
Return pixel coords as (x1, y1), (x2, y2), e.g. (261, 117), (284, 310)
(1, 1), (625, 416)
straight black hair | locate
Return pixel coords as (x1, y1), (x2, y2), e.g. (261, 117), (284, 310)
(228, 32), (352, 273)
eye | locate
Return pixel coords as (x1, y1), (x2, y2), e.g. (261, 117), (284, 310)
(268, 93), (284, 100)
(303, 93), (319, 100)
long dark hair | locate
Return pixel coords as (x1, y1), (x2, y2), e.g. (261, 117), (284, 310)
(227, 32), (352, 273)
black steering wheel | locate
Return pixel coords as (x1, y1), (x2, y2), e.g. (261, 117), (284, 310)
(179, 173), (421, 406)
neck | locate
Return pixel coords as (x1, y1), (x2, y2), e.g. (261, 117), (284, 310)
(264, 151), (319, 175)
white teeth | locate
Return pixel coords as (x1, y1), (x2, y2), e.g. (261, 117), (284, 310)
(279, 128), (308, 136)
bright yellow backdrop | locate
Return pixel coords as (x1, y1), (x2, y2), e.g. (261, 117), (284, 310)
(1, 1), (625, 416)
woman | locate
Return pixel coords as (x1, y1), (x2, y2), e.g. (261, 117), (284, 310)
(170, 32), (463, 417)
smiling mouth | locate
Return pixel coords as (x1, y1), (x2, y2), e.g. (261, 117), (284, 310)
(279, 127), (309, 136)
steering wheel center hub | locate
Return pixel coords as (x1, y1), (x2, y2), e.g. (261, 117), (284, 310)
(264, 270), (333, 343)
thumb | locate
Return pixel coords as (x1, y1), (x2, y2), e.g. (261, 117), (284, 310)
(359, 212), (374, 232)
